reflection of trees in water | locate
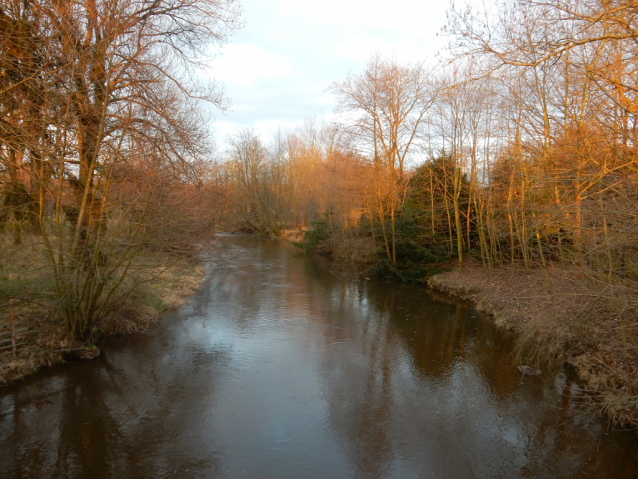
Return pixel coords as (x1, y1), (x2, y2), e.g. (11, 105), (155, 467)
(312, 280), (397, 479)
(1, 357), (124, 478)
(1, 316), (229, 478)
(311, 277), (638, 479)
(2, 360), (117, 478)
(3, 238), (638, 478)
(345, 286), (395, 479)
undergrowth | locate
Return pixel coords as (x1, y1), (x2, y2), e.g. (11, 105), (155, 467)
(0, 232), (205, 384)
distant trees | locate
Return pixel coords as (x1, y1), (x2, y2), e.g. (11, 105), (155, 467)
(329, 56), (436, 265)
(225, 7), (638, 287)
(225, 121), (368, 241)
(0, 0), (240, 339)
(228, 128), (286, 236)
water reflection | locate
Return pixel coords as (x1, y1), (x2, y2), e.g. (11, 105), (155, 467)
(0, 298), (231, 478)
(1, 236), (637, 478)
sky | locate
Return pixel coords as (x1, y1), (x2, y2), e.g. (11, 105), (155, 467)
(207, 0), (453, 146)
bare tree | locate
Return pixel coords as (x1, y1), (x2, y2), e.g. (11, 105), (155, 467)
(329, 55), (436, 264)
(1, 0), (241, 339)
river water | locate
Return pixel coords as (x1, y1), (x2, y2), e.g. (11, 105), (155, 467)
(1, 236), (637, 478)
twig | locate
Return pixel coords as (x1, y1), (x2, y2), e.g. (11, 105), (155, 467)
(9, 298), (16, 357)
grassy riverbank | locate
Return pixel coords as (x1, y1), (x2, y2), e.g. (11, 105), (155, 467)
(0, 234), (206, 384)
(428, 261), (638, 428)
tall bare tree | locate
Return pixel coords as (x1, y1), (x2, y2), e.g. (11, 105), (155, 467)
(1, 0), (241, 339)
(329, 55), (436, 264)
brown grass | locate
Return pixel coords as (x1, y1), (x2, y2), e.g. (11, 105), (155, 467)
(0, 233), (206, 384)
(331, 235), (376, 265)
(428, 259), (638, 428)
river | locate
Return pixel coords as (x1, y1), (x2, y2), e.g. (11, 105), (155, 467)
(1, 236), (637, 478)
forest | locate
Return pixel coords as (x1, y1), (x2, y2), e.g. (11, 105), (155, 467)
(1, 1), (637, 425)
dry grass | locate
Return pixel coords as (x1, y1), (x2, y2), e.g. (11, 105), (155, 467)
(428, 259), (638, 428)
(0, 233), (56, 304)
(100, 259), (205, 336)
(0, 233), (63, 383)
(331, 235), (377, 265)
(0, 232), (206, 384)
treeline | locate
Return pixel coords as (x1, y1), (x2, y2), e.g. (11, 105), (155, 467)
(4, 0), (637, 337)
(224, 1), (638, 288)
(223, 123), (368, 240)
(0, 0), (239, 339)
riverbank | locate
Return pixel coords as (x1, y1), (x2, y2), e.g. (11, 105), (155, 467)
(428, 260), (638, 428)
(0, 234), (206, 385)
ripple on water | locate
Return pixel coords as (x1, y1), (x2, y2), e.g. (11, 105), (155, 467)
(1, 236), (637, 479)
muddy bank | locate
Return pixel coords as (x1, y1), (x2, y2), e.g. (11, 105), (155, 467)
(428, 261), (638, 428)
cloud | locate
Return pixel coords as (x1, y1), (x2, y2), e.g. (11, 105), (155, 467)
(211, 43), (292, 87)
(208, 0), (455, 143)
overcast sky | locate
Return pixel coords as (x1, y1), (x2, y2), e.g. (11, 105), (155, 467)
(207, 0), (452, 145)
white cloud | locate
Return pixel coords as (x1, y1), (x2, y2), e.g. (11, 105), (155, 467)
(208, 0), (456, 143)
(211, 43), (292, 87)
(273, 0), (446, 32)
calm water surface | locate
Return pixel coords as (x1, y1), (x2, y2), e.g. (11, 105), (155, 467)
(1, 236), (638, 478)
